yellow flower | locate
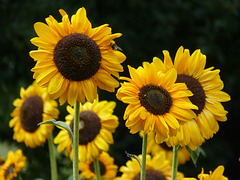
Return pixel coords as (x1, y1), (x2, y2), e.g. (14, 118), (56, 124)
(0, 150), (26, 180)
(183, 165), (228, 180)
(9, 81), (59, 148)
(198, 165), (228, 180)
(146, 132), (190, 165)
(116, 59), (197, 142)
(152, 46), (230, 149)
(115, 152), (184, 180)
(29, 7), (126, 106)
(79, 151), (118, 180)
(54, 99), (119, 162)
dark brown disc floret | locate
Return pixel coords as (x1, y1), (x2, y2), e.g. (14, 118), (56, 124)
(176, 74), (205, 115)
(139, 84), (172, 115)
(133, 169), (166, 180)
(20, 96), (43, 132)
(70, 111), (101, 145)
(54, 33), (101, 81)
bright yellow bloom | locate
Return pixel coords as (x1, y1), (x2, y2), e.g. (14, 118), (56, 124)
(0, 150), (26, 180)
(117, 59), (197, 142)
(30, 7), (126, 105)
(152, 46), (230, 149)
(198, 165), (228, 180)
(54, 99), (118, 162)
(79, 151), (118, 180)
(9, 81), (59, 148)
(115, 152), (184, 180)
(183, 165), (228, 180)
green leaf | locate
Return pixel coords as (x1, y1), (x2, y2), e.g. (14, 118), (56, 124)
(38, 119), (73, 144)
(186, 146), (205, 166)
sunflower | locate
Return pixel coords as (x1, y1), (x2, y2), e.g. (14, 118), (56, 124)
(116, 59), (197, 142)
(54, 98), (118, 162)
(198, 165), (228, 180)
(79, 151), (118, 179)
(0, 150), (26, 180)
(9, 81), (59, 148)
(115, 152), (184, 180)
(29, 7), (126, 106)
(152, 46), (231, 149)
(146, 132), (190, 165)
(183, 165), (228, 180)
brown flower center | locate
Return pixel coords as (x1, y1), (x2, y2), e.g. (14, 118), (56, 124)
(0, 158), (5, 167)
(139, 85), (172, 115)
(70, 111), (101, 145)
(160, 142), (172, 151)
(133, 169), (166, 180)
(20, 96), (43, 132)
(4, 164), (15, 179)
(176, 74), (205, 115)
(54, 33), (101, 81)
(89, 160), (106, 176)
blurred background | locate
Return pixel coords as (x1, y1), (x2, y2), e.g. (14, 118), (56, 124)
(0, 0), (239, 179)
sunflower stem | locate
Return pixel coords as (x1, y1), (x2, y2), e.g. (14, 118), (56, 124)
(171, 145), (180, 180)
(73, 101), (80, 180)
(93, 157), (101, 180)
(48, 133), (58, 180)
(141, 132), (148, 180)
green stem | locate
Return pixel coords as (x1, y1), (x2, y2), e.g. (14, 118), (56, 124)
(140, 132), (148, 180)
(73, 101), (80, 180)
(171, 145), (180, 180)
(93, 158), (101, 180)
(48, 133), (57, 180)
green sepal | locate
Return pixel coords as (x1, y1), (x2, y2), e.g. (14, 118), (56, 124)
(125, 151), (141, 168)
(38, 119), (73, 145)
(186, 146), (205, 166)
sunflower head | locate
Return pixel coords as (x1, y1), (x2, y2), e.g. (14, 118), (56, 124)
(30, 7), (126, 106)
(153, 46), (231, 149)
(79, 151), (118, 180)
(197, 165), (228, 180)
(9, 81), (59, 148)
(54, 98), (119, 162)
(116, 59), (197, 142)
(116, 152), (184, 180)
(0, 150), (26, 180)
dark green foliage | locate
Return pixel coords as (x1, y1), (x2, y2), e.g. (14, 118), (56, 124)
(0, 0), (239, 179)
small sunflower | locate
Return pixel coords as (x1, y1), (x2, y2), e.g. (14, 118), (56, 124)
(198, 165), (228, 180)
(79, 151), (118, 180)
(152, 46), (231, 149)
(115, 152), (184, 180)
(183, 165), (228, 180)
(0, 150), (26, 180)
(54, 99), (118, 162)
(9, 81), (59, 148)
(116, 60), (197, 142)
(146, 132), (190, 165)
(30, 7), (126, 106)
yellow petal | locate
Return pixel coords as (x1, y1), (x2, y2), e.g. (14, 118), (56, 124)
(36, 67), (57, 87)
(206, 91), (230, 102)
(164, 113), (179, 129)
(95, 136), (109, 151)
(34, 22), (59, 44)
(162, 50), (174, 71)
(67, 81), (79, 106)
(48, 73), (65, 94)
(29, 50), (53, 61)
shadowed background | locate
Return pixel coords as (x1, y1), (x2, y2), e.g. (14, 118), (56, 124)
(0, 0), (239, 179)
